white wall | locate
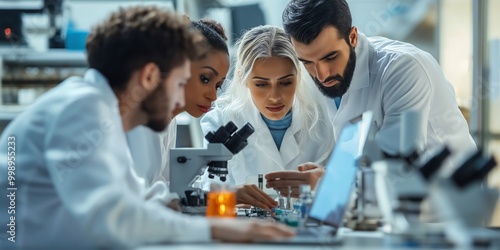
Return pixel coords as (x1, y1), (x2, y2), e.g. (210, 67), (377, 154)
(439, 0), (473, 109)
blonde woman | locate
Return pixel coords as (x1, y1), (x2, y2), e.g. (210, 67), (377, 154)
(200, 25), (334, 210)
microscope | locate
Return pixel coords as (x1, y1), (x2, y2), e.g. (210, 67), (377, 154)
(170, 121), (254, 214)
(428, 150), (500, 247)
(371, 110), (440, 236)
(373, 145), (451, 239)
(373, 111), (500, 246)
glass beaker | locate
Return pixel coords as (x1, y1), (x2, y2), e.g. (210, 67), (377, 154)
(206, 183), (236, 218)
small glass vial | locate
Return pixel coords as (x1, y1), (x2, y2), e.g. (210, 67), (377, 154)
(299, 184), (313, 221)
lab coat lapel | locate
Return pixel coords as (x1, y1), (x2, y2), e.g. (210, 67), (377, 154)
(280, 103), (301, 168)
(248, 106), (285, 170)
(330, 33), (372, 140)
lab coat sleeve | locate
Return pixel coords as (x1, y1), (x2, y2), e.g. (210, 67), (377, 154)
(44, 95), (211, 247)
(375, 53), (432, 155)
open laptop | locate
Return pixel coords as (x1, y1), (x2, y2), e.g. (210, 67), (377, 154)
(266, 111), (375, 245)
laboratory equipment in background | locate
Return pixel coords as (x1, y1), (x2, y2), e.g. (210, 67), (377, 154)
(349, 112), (384, 231)
(373, 146), (451, 241)
(0, 0), (65, 48)
(372, 111), (500, 246)
(169, 121), (254, 214)
(0, 0), (88, 134)
(428, 150), (500, 247)
(0, 50), (87, 133)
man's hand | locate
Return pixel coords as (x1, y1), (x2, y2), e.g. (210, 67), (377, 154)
(209, 218), (295, 242)
(265, 162), (324, 198)
(236, 184), (277, 211)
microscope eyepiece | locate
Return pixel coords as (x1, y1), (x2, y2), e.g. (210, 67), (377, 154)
(419, 146), (451, 180)
(451, 150), (497, 188)
(205, 122), (254, 182)
(235, 123), (254, 140)
(205, 121), (238, 144)
(224, 123), (255, 154)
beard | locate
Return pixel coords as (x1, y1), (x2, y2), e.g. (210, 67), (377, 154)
(313, 45), (356, 99)
(141, 80), (171, 132)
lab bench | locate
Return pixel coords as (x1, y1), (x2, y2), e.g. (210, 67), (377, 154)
(135, 229), (498, 250)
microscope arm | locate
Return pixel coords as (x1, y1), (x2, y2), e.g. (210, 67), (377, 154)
(170, 143), (233, 203)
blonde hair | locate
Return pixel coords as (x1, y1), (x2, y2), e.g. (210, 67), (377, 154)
(215, 25), (326, 141)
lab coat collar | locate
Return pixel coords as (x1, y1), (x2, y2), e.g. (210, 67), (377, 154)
(84, 68), (119, 106)
(327, 33), (372, 139)
(248, 102), (301, 170)
(349, 33), (371, 91)
(280, 101), (301, 167)
(247, 105), (283, 169)
(84, 69), (142, 191)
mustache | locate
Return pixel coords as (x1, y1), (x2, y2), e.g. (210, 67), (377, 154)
(321, 75), (344, 84)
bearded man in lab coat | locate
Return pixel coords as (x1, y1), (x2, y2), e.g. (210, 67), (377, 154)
(0, 6), (293, 249)
(266, 0), (476, 197)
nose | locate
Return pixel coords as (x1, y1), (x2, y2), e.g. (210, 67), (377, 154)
(176, 87), (185, 110)
(315, 62), (330, 83)
(268, 86), (281, 103)
(205, 87), (217, 102)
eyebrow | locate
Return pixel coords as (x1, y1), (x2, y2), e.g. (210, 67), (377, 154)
(252, 74), (295, 81)
(298, 50), (339, 63)
(202, 66), (218, 76)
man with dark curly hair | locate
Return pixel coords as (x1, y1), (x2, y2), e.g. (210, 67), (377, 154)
(0, 6), (293, 248)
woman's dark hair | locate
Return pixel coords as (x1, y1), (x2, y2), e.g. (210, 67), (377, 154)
(282, 0), (352, 45)
(86, 6), (203, 90)
(190, 18), (229, 56)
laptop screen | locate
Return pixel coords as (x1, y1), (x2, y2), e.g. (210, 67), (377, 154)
(308, 112), (373, 227)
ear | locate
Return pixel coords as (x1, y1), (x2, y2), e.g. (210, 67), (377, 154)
(139, 62), (161, 91)
(349, 26), (358, 48)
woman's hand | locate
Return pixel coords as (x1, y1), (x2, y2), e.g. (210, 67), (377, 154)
(265, 162), (325, 198)
(235, 184), (277, 211)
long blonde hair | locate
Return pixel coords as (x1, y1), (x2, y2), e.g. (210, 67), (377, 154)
(215, 25), (327, 141)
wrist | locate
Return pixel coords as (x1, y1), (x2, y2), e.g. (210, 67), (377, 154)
(209, 219), (223, 240)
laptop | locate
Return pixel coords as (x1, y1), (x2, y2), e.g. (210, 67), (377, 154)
(265, 111), (375, 245)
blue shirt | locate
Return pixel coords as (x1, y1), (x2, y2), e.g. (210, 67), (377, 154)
(334, 97), (341, 109)
(261, 111), (292, 150)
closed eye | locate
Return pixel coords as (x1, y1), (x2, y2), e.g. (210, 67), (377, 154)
(255, 82), (268, 87)
(280, 81), (293, 86)
(325, 56), (337, 61)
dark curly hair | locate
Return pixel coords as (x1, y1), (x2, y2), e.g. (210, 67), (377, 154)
(86, 6), (203, 90)
(191, 18), (228, 57)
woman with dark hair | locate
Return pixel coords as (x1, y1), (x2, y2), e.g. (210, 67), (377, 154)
(126, 18), (230, 204)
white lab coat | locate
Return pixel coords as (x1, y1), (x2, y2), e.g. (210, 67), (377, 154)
(200, 100), (335, 189)
(330, 33), (476, 168)
(127, 118), (176, 184)
(0, 69), (210, 249)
